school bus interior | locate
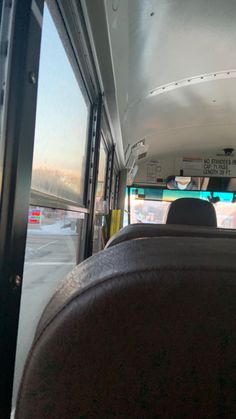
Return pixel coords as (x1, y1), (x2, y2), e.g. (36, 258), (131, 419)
(1, 0), (236, 418)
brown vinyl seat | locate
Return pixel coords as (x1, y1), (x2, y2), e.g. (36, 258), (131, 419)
(16, 237), (236, 418)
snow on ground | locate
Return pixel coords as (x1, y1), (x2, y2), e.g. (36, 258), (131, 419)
(28, 220), (78, 236)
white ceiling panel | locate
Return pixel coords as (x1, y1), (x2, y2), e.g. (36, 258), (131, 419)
(105, 0), (236, 159)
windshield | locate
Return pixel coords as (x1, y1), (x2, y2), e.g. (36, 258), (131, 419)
(124, 187), (236, 229)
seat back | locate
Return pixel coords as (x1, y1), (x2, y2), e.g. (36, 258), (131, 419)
(166, 197), (217, 226)
(106, 223), (236, 248)
(16, 237), (236, 418)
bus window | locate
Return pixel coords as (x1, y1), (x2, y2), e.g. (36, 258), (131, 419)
(130, 198), (170, 224)
(31, 4), (89, 205)
(12, 3), (90, 407)
(127, 187), (236, 229)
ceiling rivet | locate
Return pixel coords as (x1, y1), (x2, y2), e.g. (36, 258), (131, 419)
(28, 71), (37, 84)
(112, 0), (120, 11)
(14, 275), (22, 288)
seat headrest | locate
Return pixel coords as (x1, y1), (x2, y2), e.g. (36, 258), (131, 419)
(166, 198), (217, 227)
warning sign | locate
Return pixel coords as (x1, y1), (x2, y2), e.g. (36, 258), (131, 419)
(180, 156), (236, 177)
(202, 157), (236, 177)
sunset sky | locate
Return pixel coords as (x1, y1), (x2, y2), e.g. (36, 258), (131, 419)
(32, 4), (89, 178)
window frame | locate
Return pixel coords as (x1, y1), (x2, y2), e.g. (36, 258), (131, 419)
(30, 0), (93, 212)
(100, 109), (114, 204)
(99, 133), (109, 201)
(114, 172), (120, 209)
(55, 0), (100, 104)
(0, 1), (44, 416)
(111, 155), (120, 210)
(0, 0), (15, 199)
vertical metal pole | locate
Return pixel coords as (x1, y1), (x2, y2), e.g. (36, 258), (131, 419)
(83, 103), (95, 208)
(77, 103), (95, 265)
(84, 94), (102, 258)
(114, 172), (120, 209)
(117, 169), (127, 228)
(108, 144), (115, 208)
(0, 0), (43, 417)
(127, 186), (131, 225)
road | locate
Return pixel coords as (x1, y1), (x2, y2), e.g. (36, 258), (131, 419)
(12, 230), (79, 406)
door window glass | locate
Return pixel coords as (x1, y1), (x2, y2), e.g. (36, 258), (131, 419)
(12, 207), (86, 404)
